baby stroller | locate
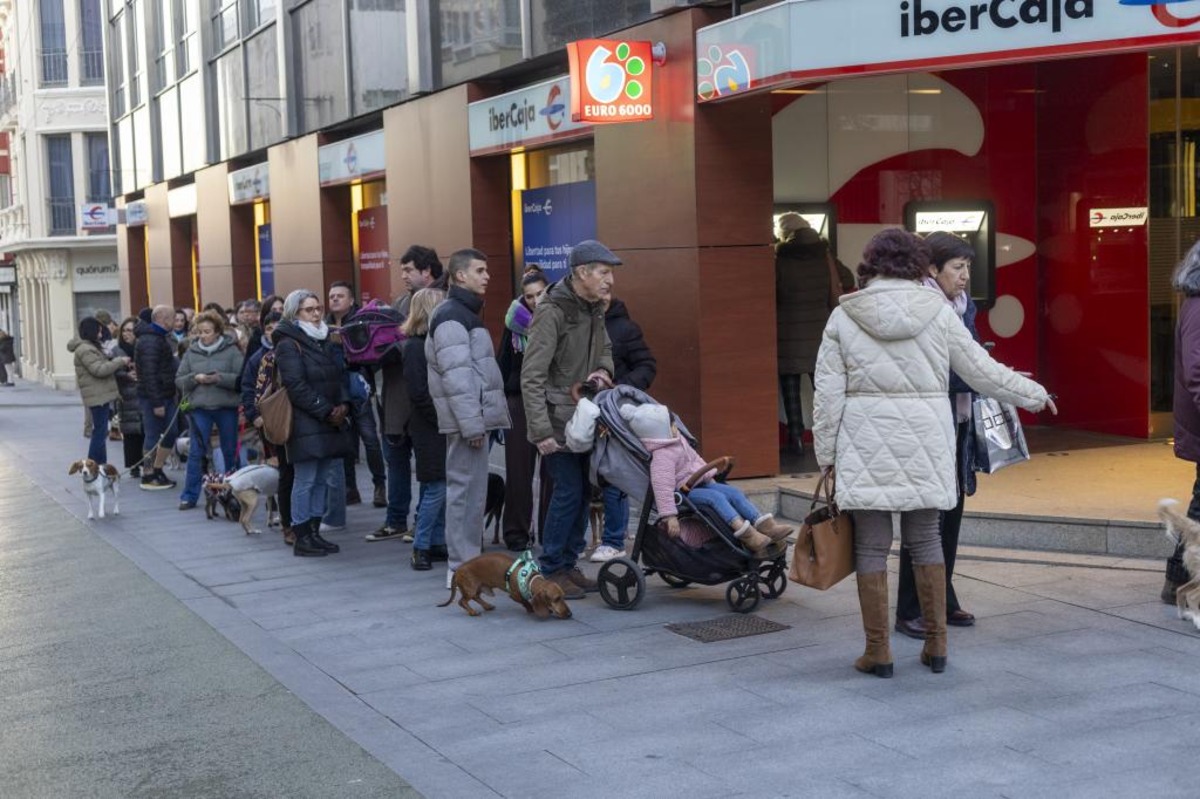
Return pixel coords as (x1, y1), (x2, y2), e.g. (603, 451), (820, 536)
(588, 386), (788, 613)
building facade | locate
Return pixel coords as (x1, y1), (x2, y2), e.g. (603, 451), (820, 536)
(0, 0), (116, 390)
(106, 0), (1200, 477)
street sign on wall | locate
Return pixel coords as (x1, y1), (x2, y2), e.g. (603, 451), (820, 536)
(521, 181), (596, 283)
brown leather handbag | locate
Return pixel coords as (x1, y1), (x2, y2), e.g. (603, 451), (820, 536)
(257, 354), (293, 446)
(788, 469), (855, 590)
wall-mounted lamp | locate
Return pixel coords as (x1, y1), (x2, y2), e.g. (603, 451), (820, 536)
(652, 42), (667, 67)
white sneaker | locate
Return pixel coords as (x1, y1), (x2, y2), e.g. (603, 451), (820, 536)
(319, 523), (345, 533)
(445, 568), (455, 589)
(590, 544), (626, 563)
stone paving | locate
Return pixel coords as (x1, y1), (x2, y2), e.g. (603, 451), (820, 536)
(4, 379), (1200, 798)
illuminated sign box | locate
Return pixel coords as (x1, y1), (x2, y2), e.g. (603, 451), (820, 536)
(567, 39), (654, 124)
(1089, 207), (1148, 228)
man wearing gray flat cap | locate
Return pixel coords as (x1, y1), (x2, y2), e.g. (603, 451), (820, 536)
(520, 239), (620, 598)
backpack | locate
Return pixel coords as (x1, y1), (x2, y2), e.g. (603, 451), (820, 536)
(339, 300), (406, 367)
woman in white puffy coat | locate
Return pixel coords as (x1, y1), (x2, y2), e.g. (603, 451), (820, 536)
(813, 229), (1056, 679)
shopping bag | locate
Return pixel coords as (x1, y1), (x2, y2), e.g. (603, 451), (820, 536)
(972, 396), (1030, 473)
(788, 469), (855, 590)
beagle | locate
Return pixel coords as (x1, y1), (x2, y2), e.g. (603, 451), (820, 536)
(68, 459), (121, 520)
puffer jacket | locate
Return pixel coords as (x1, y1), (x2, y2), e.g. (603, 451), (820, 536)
(133, 321), (177, 405)
(403, 335), (446, 482)
(175, 333), (243, 409)
(425, 286), (510, 439)
(645, 435), (717, 518)
(813, 278), (1050, 512)
(69, 338), (123, 407)
(776, 231), (838, 376)
(274, 321), (353, 463)
(521, 276), (614, 445)
(606, 298), (656, 390)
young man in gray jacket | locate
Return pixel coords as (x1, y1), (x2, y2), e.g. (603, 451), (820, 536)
(425, 248), (510, 586)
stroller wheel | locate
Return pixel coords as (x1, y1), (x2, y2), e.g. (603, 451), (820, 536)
(659, 572), (692, 589)
(726, 577), (760, 614)
(598, 557), (646, 611)
(758, 561), (788, 600)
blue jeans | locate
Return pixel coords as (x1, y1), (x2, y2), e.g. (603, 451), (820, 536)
(181, 407), (239, 504)
(293, 457), (337, 523)
(87, 404), (111, 464)
(602, 485), (629, 550)
(139, 398), (178, 453)
(383, 433), (413, 529)
(687, 482), (761, 528)
(539, 451), (590, 576)
(413, 480), (446, 550)
(323, 463), (346, 527)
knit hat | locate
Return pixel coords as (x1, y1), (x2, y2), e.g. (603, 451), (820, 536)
(619, 402), (673, 440)
(569, 240), (622, 268)
(78, 317), (105, 343)
(94, 309), (113, 325)
(138, 307), (153, 323)
(777, 212), (810, 236)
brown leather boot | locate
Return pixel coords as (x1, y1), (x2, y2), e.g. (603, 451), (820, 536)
(282, 526), (296, 546)
(914, 563), (948, 673)
(854, 571), (893, 678)
(753, 514), (795, 542)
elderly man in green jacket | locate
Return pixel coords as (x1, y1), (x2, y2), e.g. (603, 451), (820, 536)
(521, 240), (619, 599)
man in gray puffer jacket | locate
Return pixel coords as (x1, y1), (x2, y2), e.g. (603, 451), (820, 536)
(426, 248), (510, 582)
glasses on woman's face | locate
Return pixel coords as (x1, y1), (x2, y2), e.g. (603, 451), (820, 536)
(299, 304), (323, 315)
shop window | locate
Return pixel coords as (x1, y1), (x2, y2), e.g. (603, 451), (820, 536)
(75, 291), (121, 324)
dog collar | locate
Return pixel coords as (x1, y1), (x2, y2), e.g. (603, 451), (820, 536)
(505, 550), (542, 602)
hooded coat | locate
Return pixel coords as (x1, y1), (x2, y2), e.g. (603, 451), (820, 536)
(69, 338), (123, 407)
(605, 298), (656, 390)
(175, 333), (243, 409)
(521, 276), (614, 445)
(813, 278), (1050, 512)
(273, 320), (353, 463)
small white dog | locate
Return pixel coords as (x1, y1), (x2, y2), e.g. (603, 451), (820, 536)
(68, 459), (121, 520)
(1159, 499), (1200, 630)
(165, 435), (189, 471)
(205, 463), (280, 535)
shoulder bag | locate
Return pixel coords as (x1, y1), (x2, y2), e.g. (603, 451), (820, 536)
(788, 469), (855, 590)
(258, 345), (295, 446)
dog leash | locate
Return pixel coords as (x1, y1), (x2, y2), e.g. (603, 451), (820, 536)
(110, 392), (191, 479)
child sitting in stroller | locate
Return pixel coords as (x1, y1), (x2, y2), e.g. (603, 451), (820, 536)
(617, 402), (793, 554)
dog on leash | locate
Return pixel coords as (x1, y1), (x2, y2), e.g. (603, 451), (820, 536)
(1159, 499), (1200, 630)
(438, 551), (572, 619)
(203, 471), (242, 522)
(203, 463), (280, 535)
(165, 435), (189, 471)
(68, 459), (120, 520)
(486, 472), (506, 545)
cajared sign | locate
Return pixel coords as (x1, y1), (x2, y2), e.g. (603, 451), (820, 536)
(696, 0), (1200, 101)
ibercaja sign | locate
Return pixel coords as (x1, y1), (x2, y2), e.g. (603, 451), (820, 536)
(567, 39), (654, 124)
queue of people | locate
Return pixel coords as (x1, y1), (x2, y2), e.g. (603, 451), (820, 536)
(65, 228), (1080, 680)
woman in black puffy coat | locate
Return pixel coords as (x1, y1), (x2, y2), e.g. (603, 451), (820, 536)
(274, 289), (353, 558)
(115, 317), (144, 475)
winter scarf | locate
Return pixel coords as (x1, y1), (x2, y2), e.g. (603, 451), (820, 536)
(298, 320), (329, 341)
(504, 299), (534, 353)
(923, 276), (973, 422)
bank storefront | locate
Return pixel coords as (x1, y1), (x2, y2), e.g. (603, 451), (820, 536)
(699, 0), (1200, 441)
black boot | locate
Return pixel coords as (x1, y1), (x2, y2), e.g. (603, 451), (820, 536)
(310, 519), (340, 553)
(293, 520), (328, 558)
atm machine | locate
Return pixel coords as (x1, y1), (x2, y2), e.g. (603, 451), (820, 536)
(774, 202), (838, 261)
(904, 200), (996, 310)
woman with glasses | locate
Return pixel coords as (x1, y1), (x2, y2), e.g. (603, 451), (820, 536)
(275, 289), (353, 557)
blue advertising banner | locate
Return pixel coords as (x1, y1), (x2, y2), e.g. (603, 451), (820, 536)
(257, 223), (274, 297)
(521, 181), (596, 283)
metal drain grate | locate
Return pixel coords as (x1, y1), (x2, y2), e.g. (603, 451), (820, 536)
(665, 614), (790, 643)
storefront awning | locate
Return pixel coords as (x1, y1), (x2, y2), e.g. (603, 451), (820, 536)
(697, 0), (1200, 102)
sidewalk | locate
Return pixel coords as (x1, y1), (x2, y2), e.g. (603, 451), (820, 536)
(4, 378), (1200, 798)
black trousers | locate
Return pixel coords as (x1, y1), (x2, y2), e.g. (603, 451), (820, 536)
(896, 419), (968, 620)
(1166, 462), (1200, 585)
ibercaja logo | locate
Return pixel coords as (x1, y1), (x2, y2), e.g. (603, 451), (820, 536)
(567, 39), (654, 124)
(1121, 0), (1200, 28)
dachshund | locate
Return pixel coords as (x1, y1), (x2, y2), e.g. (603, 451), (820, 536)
(438, 551), (572, 619)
